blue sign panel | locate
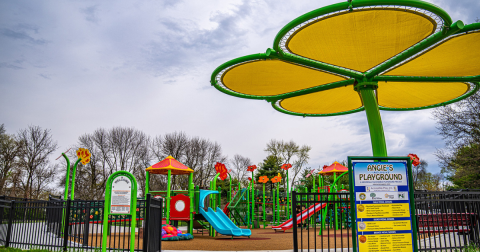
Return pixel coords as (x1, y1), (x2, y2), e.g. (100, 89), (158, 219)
(353, 162), (414, 252)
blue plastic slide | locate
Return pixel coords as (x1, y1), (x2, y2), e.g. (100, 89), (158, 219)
(199, 189), (251, 237)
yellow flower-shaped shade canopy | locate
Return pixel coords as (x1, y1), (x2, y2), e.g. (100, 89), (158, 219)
(286, 9), (436, 72)
(212, 1), (480, 116)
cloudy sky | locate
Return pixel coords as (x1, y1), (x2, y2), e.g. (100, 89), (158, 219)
(1, 0), (479, 176)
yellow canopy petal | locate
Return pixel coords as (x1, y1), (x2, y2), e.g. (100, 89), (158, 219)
(287, 9), (435, 72)
(377, 82), (470, 108)
(222, 59), (345, 96)
(384, 32), (480, 77)
(279, 86), (362, 114)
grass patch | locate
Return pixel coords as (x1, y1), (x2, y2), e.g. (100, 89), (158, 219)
(0, 247), (50, 252)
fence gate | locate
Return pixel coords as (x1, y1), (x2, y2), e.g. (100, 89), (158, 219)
(292, 190), (353, 252)
(0, 194), (162, 252)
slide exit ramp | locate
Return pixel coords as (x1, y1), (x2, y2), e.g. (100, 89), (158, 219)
(272, 202), (327, 231)
(199, 189), (251, 237)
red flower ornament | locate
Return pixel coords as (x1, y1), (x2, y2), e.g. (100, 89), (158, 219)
(215, 162), (228, 180)
(281, 163), (292, 170)
(408, 154), (420, 167)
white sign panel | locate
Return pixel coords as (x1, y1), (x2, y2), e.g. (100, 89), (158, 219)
(356, 191), (409, 201)
(354, 163), (407, 186)
(110, 176), (132, 214)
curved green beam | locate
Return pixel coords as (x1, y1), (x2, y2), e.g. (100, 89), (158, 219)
(273, 0), (452, 53)
(272, 102), (365, 117)
(211, 54), (267, 100)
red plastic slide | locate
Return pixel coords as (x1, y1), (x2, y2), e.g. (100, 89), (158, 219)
(272, 203), (326, 231)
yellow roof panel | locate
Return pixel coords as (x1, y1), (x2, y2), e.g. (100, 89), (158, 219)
(385, 32), (480, 77)
(287, 9), (435, 72)
(377, 81), (470, 108)
(279, 86), (362, 114)
(222, 59), (345, 96)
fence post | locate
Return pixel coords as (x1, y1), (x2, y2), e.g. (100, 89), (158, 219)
(143, 194), (151, 252)
(83, 202), (91, 247)
(5, 201), (15, 248)
(292, 191), (298, 252)
(63, 199), (71, 252)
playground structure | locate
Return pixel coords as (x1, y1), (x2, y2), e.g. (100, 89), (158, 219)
(142, 156), (354, 239)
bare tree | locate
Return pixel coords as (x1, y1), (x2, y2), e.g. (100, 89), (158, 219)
(0, 125), (22, 195)
(59, 127), (151, 200)
(290, 145), (311, 189)
(264, 139), (311, 191)
(433, 90), (480, 187)
(230, 154), (251, 186)
(150, 132), (227, 189)
(16, 125), (58, 199)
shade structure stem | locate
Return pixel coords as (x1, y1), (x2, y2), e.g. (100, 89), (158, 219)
(358, 87), (388, 156)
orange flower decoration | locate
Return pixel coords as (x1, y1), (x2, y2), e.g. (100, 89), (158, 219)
(215, 162), (228, 180)
(271, 173), (282, 183)
(408, 154), (420, 167)
(281, 163), (292, 170)
(247, 165), (257, 172)
(258, 176), (269, 183)
(76, 148), (91, 165)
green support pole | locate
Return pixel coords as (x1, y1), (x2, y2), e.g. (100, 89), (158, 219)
(62, 153), (71, 200)
(262, 183), (266, 228)
(145, 171), (150, 197)
(251, 171), (254, 227)
(286, 172), (290, 220)
(272, 189), (276, 226)
(334, 172), (338, 230)
(166, 170), (171, 225)
(312, 175), (316, 193)
(276, 183), (280, 225)
(229, 176), (232, 203)
(70, 158), (81, 200)
(188, 173), (194, 234)
(357, 84), (388, 156)
(246, 188), (250, 228)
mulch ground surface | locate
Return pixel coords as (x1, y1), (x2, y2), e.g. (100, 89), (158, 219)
(162, 226), (354, 251)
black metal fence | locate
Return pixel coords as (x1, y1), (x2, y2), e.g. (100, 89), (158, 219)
(0, 194), (162, 252)
(291, 190), (480, 252)
(292, 191), (352, 252)
(415, 190), (480, 251)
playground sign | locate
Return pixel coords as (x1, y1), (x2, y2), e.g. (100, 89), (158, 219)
(348, 157), (417, 252)
(110, 176), (132, 214)
(102, 171), (138, 252)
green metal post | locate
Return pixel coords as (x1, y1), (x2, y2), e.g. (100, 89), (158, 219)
(166, 170), (171, 225)
(312, 175), (316, 193)
(62, 153), (71, 200)
(229, 176), (232, 203)
(334, 172), (338, 230)
(276, 183), (280, 224)
(251, 171), (254, 227)
(188, 173), (194, 234)
(145, 171), (150, 197)
(272, 189), (276, 226)
(262, 183), (266, 228)
(70, 158), (81, 200)
(357, 85), (388, 156)
(246, 188), (250, 228)
(286, 172), (290, 220)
